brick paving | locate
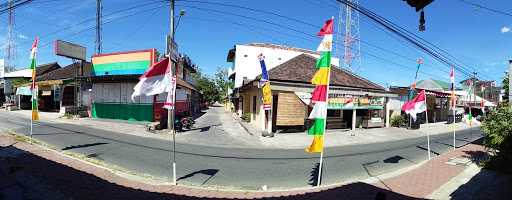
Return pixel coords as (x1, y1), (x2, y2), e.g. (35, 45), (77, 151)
(0, 133), (487, 200)
(372, 142), (486, 198)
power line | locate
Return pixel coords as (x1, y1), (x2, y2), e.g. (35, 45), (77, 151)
(458, 0), (512, 18)
(334, 0), (475, 79)
(16, 0), (166, 48)
(177, 0), (319, 28)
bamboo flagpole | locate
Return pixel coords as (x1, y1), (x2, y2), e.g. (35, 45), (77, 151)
(305, 17), (334, 187)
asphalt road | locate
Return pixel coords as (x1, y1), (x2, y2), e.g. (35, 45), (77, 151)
(0, 111), (483, 190)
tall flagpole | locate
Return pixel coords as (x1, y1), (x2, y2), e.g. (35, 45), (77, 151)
(424, 90), (431, 160)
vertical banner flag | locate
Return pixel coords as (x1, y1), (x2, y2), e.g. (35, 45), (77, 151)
(30, 37), (39, 121)
(306, 18), (333, 153)
(258, 54), (272, 110)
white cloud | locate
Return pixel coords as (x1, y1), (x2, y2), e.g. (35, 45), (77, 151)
(501, 26), (510, 33)
(17, 34), (28, 39)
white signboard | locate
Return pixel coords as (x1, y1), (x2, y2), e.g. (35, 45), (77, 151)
(294, 92), (311, 105)
(54, 40), (86, 60)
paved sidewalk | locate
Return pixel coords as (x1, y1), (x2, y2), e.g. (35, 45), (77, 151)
(428, 163), (512, 199)
(260, 122), (478, 149)
(368, 140), (511, 199)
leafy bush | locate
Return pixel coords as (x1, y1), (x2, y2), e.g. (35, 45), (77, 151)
(390, 115), (406, 127)
(481, 104), (512, 173)
(241, 113), (251, 122)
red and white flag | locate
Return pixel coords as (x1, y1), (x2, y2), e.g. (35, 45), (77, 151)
(131, 57), (176, 110)
(402, 90), (427, 121)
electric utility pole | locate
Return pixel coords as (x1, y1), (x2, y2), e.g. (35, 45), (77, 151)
(95, 0), (102, 54)
(168, 0), (177, 186)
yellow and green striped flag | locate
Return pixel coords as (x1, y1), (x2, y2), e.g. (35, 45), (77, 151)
(306, 18), (334, 153)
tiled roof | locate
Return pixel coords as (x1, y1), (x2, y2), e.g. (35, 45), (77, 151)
(36, 62), (92, 81)
(35, 62), (61, 76)
(267, 54), (385, 90)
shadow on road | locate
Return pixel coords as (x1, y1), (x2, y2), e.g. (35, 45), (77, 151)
(61, 142), (109, 151)
(308, 162), (320, 186)
(177, 169), (219, 185)
(0, 144), (424, 200)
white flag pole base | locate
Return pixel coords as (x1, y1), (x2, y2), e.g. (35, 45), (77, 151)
(173, 162), (176, 185)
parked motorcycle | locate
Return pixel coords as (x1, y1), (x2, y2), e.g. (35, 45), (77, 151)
(174, 113), (195, 132)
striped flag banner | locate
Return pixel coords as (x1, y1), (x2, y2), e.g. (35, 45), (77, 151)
(30, 37), (39, 121)
(306, 18), (334, 153)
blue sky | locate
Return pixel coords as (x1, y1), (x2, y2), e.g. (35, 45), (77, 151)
(2, 0), (511, 87)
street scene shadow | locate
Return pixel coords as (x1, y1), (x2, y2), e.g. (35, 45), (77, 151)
(177, 169), (219, 185)
(308, 162), (320, 186)
(0, 144), (425, 200)
(61, 142), (109, 151)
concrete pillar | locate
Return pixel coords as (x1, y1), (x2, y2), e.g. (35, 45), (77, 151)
(352, 109), (357, 130)
(385, 97), (390, 128)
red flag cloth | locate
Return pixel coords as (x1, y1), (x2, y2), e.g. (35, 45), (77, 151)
(131, 57), (173, 101)
(311, 85), (328, 102)
(402, 90), (426, 111)
(317, 19), (334, 36)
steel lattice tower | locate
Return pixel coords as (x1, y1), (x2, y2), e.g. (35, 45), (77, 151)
(336, 0), (361, 73)
(5, 0), (16, 71)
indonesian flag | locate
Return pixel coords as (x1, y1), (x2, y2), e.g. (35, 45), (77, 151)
(131, 57), (175, 109)
(402, 90), (427, 121)
(306, 18), (334, 153)
(30, 37), (39, 121)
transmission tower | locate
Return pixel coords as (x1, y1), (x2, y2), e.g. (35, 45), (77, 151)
(5, 0), (17, 72)
(337, 0), (361, 73)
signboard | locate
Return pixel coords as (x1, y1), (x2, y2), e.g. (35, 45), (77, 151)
(166, 35), (179, 61)
(328, 94), (384, 110)
(262, 82), (272, 110)
(16, 86), (32, 96)
(294, 92), (311, 105)
(92, 49), (154, 76)
(54, 40), (86, 60)
(0, 59), (4, 78)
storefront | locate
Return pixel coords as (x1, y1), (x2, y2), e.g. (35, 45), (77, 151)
(236, 53), (396, 133)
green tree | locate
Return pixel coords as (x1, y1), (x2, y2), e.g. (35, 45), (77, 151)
(503, 72), (509, 102)
(214, 67), (231, 103)
(481, 105), (512, 173)
(193, 70), (220, 104)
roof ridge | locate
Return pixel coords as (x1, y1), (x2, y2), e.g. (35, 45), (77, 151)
(243, 43), (320, 55)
